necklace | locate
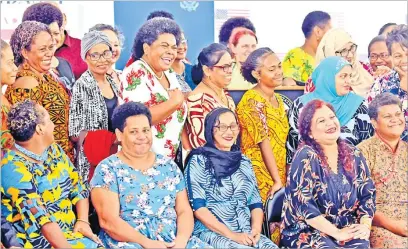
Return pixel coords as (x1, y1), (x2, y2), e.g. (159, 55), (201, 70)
(203, 81), (229, 107)
(140, 58), (164, 80)
(15, 144), (48, 162)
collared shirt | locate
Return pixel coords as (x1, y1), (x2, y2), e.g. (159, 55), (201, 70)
(55, 31), (88, 80)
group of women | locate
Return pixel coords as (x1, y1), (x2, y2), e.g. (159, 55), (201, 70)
(0, 2), (407, 249)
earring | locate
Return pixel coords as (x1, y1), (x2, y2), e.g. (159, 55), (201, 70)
(23, 62), (30, 70)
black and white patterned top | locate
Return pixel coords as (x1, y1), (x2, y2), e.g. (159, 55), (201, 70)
(286, 97), (374, 164)
(69, 70), (122, 180)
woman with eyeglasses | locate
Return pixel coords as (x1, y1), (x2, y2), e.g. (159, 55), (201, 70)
(185, 43), (236, 151)
(367, 35), (393, 78)
(69, 30), (122, 181)
(304, 28), (374, 98)
(5, 21), (74, 162)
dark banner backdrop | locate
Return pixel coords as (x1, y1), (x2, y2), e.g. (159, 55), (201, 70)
(114, 1), (215, 70)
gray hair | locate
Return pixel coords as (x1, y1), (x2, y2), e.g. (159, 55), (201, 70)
(81, 30), (112, 61)
(131, 17), (181, 60)
(10, 21), (51, 66)
(7, 100), (45, 142)
(368, 92), (402, 120)
(89, 23), (125, 47)
(386, 24), (408, 54)
(241, 47), (274, 83)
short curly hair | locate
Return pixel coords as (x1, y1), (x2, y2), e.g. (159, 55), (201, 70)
(368, 92), (402, 120)
(386, 24), (408, 54)
(112, 102), (152, 132)
(22, 2), (63, 28)
(241, 47), (274, 84)
(218, 17), (256, 44)
(131, 17), (181, 60)
(10, 21), (51, 66)
(147, 10), (174, 20)
(7, 100), (45, 142)
(89, 23), (125, 47)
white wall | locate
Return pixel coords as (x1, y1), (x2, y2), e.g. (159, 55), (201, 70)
(214, 1), (407, 61)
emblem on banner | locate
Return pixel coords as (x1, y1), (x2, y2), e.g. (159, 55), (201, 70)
(180, 1), (199, 12)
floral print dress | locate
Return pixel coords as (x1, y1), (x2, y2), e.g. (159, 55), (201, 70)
(185, 154), (278, 249)
(120, 60), (187, 159)
(281, 145), (376, 248)
(1, 143), (98, 248)
(90, 154), (211, 249)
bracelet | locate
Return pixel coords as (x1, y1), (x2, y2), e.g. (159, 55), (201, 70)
(76, 219), (90, 225)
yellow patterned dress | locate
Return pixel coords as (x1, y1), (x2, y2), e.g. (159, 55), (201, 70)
(237, 90), (289, 203)
(358, 135), (408, 248)
(1, 143), (99, 248)
(5, 69), (74, 162)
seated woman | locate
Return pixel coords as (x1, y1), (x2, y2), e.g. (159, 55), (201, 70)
(305, 28), (374, 97)
(184, 107), (278, 249)
(281, 99), (376, 248)
(1, 100), (100, 248)
(367, 24), (407, 142)
(90, 102), (210, 249)
(286, 56), (374, 165)
(358, 93), (407, 248)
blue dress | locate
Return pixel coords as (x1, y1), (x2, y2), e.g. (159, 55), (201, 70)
(281, 145), (376, 248)
(90, 154), (211, 248)
(185, 154), (278, 249)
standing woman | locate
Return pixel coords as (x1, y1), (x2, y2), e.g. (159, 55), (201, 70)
(185, 43), (235, 150)
(120, 17), (186, 160)
(89, 24), (124, 88)
(237, 48), (288, 203)
(5, 21), (73, 162)
(1, 39), (18, 150)
(172, 32), (195, 92)
(69, 30), (121, 181)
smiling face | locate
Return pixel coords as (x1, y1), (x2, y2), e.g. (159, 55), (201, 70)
(116, 115), (152, 156)
(390, 43), (408, 74)
(310, 105), (341, 145)
(335, 65), (352, 96)
(1, 45), (18, 86)
(372, 104), (405, 140)
(231, 34), (257, 63)
(176, 32), (188, 61)
(102, 29), (121, 64)
(213, 111), (240, 151)
(22, 31), (54, 72)
(256, 53), (283, 88)
(48, 21), (61, 48)
(143, 33), (177, 72)
(85, 43), (112, 75)
(369, 41), (392, 71)
(205, 52), (234, 88)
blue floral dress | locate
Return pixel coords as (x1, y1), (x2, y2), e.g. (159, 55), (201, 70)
(281, 145), (376, 248)
(185, 154), (279, 249)
(90, 153), (211, 248)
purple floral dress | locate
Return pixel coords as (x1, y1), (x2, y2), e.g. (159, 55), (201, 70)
(90, 154), (211, 248)
(281, 145), (376, 248)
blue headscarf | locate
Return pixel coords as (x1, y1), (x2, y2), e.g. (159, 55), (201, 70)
(299, 56), (364, 126)
(185, 107), (242, 185)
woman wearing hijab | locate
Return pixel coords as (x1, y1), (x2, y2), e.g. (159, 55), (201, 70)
(305, 28), (374, 97)
(184, 108), (278, 248)
(286, 56), (374, 165)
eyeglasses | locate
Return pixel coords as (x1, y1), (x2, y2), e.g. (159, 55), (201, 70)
(335, 44), (358, 57)
(369, 53), (389, 61)
(215, 123), (240, 133)
(88, 50), (113, 61)
(212, 62), (236, 73)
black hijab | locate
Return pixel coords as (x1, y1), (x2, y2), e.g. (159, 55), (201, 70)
(186, 107), (242, 185)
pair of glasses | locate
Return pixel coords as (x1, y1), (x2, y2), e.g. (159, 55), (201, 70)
(369, 53), (389, 60)
(335, 44), (358, 57)
(215, 123), (240, 133)
(212, 62), (236, 73)
(88, 50), (113, 61)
